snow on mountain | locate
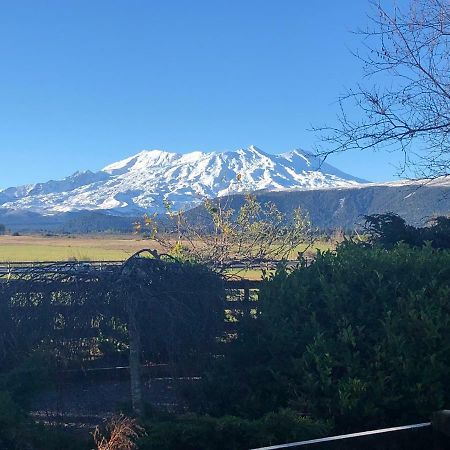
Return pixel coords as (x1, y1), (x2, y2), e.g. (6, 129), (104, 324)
(0, 146), (366, 215)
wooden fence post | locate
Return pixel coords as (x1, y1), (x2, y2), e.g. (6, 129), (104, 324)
(128, 299), (143, 417)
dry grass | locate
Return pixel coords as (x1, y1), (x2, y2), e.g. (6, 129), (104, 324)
(93, 415), (145, 450)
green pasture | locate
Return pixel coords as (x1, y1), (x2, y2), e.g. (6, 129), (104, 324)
(0, 244), (131, 262)
(0, 238), (334, 277)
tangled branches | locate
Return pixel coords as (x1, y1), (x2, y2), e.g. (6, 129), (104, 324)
(314, 0), (450, 179)
(134, 194), (313, 273)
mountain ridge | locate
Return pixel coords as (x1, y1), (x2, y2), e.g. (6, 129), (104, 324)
(0, 146), (365, 215)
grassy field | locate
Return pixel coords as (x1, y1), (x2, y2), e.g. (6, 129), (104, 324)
(0, 234), (334, 265)
(0, 234), (162, 262)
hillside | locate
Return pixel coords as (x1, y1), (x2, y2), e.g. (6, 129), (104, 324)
(187, 180), (450, 229)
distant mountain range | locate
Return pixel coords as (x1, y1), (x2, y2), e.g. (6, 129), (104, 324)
(0, 146), (448, 232)
(0, 146), (364, 215)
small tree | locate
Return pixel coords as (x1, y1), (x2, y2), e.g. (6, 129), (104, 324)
(315, 0), (450, 179)
(134, 194), (314, 275)
(0, 224), (5, 235)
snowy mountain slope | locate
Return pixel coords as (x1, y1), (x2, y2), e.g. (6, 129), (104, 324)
(0, 146), (366, 215)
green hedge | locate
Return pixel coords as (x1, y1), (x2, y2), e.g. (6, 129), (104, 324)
(194, 243), (450, 431)
(139, 409), (329, 450)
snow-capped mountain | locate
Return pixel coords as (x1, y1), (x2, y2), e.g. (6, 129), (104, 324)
(0, 146), (366, 215)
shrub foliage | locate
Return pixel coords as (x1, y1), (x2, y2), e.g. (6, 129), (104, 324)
(363, 213), (450, 249)
(196, 242), (450, 431)
(139, 409), (329, 450)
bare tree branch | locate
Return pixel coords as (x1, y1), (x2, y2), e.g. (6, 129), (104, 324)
(313, 0), (450, 179)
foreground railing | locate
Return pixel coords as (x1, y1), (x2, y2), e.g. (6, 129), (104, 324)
(251, 422), (433, 450)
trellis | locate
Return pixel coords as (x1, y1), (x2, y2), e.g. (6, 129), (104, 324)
(0, 251), (227, 415)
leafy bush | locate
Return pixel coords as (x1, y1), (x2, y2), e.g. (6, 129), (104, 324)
(0, 390), (31, 449)
(0, 353), (55, 409)
(364, 213), (450, 249)
(194, 242), (450, 431)
(139, 409), (329, 450)
(0, 390), (87, 450)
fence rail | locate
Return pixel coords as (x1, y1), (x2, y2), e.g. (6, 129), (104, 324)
(250, 422), (432, 450)
(0, 260), (123, 276)
(0, 259), (300, 276)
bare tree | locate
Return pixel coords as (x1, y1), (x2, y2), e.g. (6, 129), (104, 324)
(314, 0), (450, 179)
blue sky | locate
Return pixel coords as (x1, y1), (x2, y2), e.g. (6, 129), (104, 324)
(0, 0), (409, 188)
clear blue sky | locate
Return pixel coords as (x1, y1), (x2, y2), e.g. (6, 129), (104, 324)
(0, 0), (409, 188)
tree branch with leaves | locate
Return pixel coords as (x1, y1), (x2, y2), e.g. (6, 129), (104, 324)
(134, 194), (314, 275)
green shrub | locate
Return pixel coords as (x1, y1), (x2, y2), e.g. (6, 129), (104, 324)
(139, 409), (329, 450)
(195, 242), (450, 431)
(0, 353), (55, 408)
(364, 213), (450, 249)
(0, 390), (87, 450)
(0, 390), (30, 449)
(262, 243), (450, 428)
